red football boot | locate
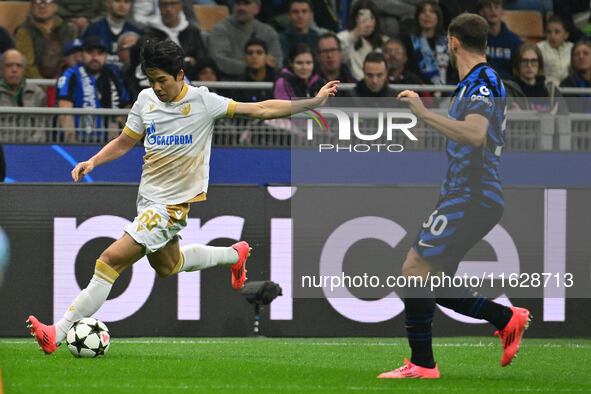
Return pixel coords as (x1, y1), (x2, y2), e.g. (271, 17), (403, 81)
(495, 306), (532, 366)
(230, 241), (251, 290)
(26, 315), (59, 355)
(378, 359), (440, 379)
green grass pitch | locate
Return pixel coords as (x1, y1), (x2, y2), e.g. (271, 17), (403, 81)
(1, 337), (590, 393)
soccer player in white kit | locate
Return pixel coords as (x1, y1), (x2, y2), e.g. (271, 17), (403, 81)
(27, 39), (339, 354)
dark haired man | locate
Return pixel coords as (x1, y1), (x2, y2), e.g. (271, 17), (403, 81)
(316, 33), (356, 84)
(478, 0), (522, 78)
(143, 0), (207, 80)
(382, 39), (423, 85)
(232, 38), (276, 103)
(382, 13), (530, 379)
(83, 0), (142, 68)
(208, 0), (282, 80)
(27, 39), (339, 355)
(352, 52), (395, 97)
(279, 0), (319, 59)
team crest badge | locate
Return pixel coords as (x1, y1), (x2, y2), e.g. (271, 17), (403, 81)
(149, 104), (155, 112)
(180, 104), (191, 115)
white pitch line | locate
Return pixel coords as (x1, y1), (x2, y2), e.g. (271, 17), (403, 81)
(6, 382), (589, 392)
(1, 339), (590, 348)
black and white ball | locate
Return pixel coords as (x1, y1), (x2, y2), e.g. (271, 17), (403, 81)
(66, 317), (110, 358)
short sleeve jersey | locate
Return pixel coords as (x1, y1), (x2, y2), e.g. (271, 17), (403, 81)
(124, 83), (236, 204)
(444, 63), (507, 207)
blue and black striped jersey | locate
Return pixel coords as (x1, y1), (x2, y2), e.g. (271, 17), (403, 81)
(443, 62), (507, 207)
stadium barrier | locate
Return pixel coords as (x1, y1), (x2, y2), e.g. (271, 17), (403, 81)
(25, 79), (591, 95)
(0, 106), (589, 151)
(0, 183), (588, 337)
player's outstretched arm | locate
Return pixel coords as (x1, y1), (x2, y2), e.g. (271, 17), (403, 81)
(397, 90), (489, 147)
(233, 80), (339, 120)
(71, 132), (137, 182)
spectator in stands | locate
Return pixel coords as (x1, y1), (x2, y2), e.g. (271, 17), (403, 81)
(231, 38), (276, 103)
(315, 33), (356, 87)
(478, 0), (522, 78)
(116, 31), (140, 66)
(337, 0), (389, 81)
(258, 0), (339, 33)
(0, 49), (47, 107)
(194, 57), (220, 82)
(352, 52), (395, 98)
(504, 42), (562, 113)
(15, 0), (76, 80)
(383, 39), (423, 85)
(537, 16), (573, 86)
(279, 0), (319, 60)
(83, 0), (142, 68)
(370, 0), (473, 39)
(63, 39), (83, 69)
(402, 1), (450, 86)
(131, 0), (198, 29)
(143, 0), (207, 80)
(56, 37), (130, 142)
(552, 0), (587, 44)
(0, 49), (47, 142)
(57, 0), (105, 36)
(209, 0), (282, 80)
(274, 43), (323, 99)
(560, 40), (591, 113)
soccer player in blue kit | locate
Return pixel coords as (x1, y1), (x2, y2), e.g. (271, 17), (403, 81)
(379, 13), (531, 379)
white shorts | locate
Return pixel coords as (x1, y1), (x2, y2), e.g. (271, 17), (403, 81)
(125, 194), (190, 254)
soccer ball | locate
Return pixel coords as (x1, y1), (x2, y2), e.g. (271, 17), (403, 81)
(66, 317), (111, 358)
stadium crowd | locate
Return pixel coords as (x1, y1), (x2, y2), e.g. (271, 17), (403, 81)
(1, 0), (591, 146)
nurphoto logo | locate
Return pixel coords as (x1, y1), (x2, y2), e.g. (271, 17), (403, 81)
(305, 108), (419, 153)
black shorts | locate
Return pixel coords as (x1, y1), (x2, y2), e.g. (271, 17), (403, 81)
(412, 196), (503, 272)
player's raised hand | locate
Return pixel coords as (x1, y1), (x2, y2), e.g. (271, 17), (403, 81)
(314, 80), (340, 106)
(398, 90), (427, 117)
(71, 161), (94, 182)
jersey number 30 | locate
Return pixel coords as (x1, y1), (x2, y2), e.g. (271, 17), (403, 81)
(422, 210), (448, 236)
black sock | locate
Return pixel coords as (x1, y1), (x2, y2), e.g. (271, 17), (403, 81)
(404, 285), (436, 369)
(435, 286), (513, 330)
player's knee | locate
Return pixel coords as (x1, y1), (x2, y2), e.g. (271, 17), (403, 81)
(154, 264), (174, 278)
(150, 258), (177, 278)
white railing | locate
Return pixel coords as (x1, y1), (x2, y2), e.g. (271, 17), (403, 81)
(26, 79), (591, 94)
(0, 106), (588, 151)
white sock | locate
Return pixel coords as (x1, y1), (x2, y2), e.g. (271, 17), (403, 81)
(55, 260), (119, 343)
(179, 244), (238, 272)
